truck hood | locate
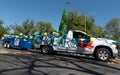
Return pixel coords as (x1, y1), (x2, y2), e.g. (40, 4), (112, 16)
(94, 37), (116, 45)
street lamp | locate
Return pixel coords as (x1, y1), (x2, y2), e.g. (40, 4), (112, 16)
(65, 1), (86, 33)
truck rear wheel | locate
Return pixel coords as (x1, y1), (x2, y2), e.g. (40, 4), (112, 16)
(41, 46), (51, 54)
(95, 48), (111, 61)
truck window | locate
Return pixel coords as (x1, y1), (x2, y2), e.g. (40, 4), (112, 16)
(73, 32), (86, 39)
(73, 31), (90, 43)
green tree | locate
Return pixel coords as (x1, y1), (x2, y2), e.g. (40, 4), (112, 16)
(11, 20), (54, 35)
(0, 19), (4, 26)
(67, 11), (82, 30)
(86, 16), (95, 35)
(22, 19), (34, 35)
(11, 24), (23, 34)
(66, 11), (94, 35)
(106, 18), (120, 40)
(36, 21), (55, 33)
(0, 26), (7, 38)
(0, 19), (8, 38)
(59, 9), (67, 36)
(93, 26), (106, 38)
(11, 19), (35, 35)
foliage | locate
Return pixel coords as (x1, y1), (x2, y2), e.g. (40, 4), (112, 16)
(0, 19), (8, 38)
(11, 19), (55, 35)
(0, 26), (7, 38)
(59, 9), (67, 36)
(0, 19), (4, 26)
(22, 19), (34, 35)
(11, 19), (34, 35)
(66, 11), (109, 38)
(36, 21), (55, 34)
(106, 18), (120, 40)
(86, 16), (95, 35)
(10, 24), (22, 34)
(93, 26), (106, 38)
(105, 18), (120, 50)
(66, 11), (94, 35)
(67, 12), (82, 30)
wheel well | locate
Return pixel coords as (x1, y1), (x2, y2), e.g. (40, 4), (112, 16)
(94, 45), (113, 57)
(40, 45), (53, 54)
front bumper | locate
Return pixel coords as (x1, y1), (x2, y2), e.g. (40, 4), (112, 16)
(113, 48), (119, 57)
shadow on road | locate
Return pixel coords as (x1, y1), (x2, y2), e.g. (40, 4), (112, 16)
(0, 53), (120, 75)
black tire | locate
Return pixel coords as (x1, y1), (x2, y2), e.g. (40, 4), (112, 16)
(4, 42), (7, 48)
(7, 43), (11, 48)
(95, 48), (111, 62)
(41, 46), (51, 54)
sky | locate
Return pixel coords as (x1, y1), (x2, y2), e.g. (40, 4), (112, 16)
(0, 0), (120, 31)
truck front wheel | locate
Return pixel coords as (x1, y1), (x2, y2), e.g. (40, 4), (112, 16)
(95, 48), (111, 62)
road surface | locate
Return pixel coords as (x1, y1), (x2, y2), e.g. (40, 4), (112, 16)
(0, 46), (120, 75)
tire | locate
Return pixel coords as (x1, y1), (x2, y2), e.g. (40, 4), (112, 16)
(4, 42), (7, 48)
(7, 43), (11, 48)
(95, 48), (111, 62)
(41, 46), (51, 54)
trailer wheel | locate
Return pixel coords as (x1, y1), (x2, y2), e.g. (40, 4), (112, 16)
(4, 42), (7, 48)
(7, 43), (11, 48)
(41, 46), (51, 54)
(95, 48), (111, 62)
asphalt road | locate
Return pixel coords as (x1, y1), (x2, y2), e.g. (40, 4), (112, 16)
(0, 46), (120, 75)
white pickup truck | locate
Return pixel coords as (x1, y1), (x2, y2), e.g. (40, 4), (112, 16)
(34, 30), (118, 61)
